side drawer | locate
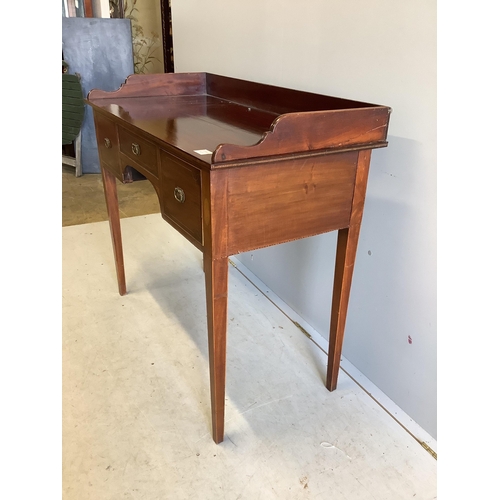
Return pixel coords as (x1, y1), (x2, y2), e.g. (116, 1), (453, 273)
(119, 127), (158, 178)
(94, 114), (120, 171)
(160, 150), (202, 244)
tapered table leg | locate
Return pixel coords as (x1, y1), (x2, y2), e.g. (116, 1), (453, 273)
(204, 256), (229, 444)
(326, 149), (372, 391)
(326, 226), (361, 390)
(101, 167), (126, 296)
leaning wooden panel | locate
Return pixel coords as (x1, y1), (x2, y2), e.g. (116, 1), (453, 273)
(225, 152), (358, 255)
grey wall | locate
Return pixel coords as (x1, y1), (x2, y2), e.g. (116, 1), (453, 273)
(171, 0), (437, 438)
(62, 17), (134, 174)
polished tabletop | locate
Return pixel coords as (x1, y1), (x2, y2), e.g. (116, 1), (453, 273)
(91, 94), (281, 164)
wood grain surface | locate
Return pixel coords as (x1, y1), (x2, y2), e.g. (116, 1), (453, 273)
(88, 73), (391, 443)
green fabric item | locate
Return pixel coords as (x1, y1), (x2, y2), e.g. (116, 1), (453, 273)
(62, 73), (84, 145)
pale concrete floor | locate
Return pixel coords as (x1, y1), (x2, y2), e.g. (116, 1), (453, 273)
(62, 168), (437, 499)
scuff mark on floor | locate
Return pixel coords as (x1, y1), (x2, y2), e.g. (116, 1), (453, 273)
(320, 441), (352, 459)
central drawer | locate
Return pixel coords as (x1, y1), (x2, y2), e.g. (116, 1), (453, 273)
(119, 127), (158, 177)
(160, 150), (203, 245)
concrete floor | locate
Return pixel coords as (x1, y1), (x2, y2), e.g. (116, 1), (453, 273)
(62, 167), (437, 499)
(62, 165), (160, 226)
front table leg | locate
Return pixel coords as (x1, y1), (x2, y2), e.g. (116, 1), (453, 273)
(101, 167), (127, 296)
(204, 256), (229, 444)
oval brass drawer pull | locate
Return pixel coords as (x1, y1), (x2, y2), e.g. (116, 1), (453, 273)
(131, 143), (141, 156)
(174, 186), (185, 203)
(104, 138), (111, 148)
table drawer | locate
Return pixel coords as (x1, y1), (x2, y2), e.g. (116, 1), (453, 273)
(119, 127), (158, 177)
(94, 114), (119, 169)
(160, 150), (202, 244)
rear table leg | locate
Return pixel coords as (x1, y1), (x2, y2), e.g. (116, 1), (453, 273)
(326, 150), (372, 391)
(326, 226), (361, 390)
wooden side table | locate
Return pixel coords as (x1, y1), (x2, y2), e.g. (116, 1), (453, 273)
(86, 72), (391, 443)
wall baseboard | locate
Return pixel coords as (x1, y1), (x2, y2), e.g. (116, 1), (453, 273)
(230, 256), (437, 458)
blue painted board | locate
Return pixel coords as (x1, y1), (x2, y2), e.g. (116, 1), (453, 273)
(62, 17), (134, 174)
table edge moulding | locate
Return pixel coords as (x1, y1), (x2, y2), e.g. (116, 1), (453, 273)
(85, 72), (392, 444)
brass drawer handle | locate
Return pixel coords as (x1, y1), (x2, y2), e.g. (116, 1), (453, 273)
(174, 186), (185, 203)
(131, 143), (141, 156)
(104, 138), (111, 148)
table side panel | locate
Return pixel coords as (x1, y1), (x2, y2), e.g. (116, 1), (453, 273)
(225, 152), (358, 255)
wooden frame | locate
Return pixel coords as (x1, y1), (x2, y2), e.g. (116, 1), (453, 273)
(109, 0), (124, 18)
(84, 0), (93, 17)
(63, 0), (93, 17)
(160, 0), (174, 72)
